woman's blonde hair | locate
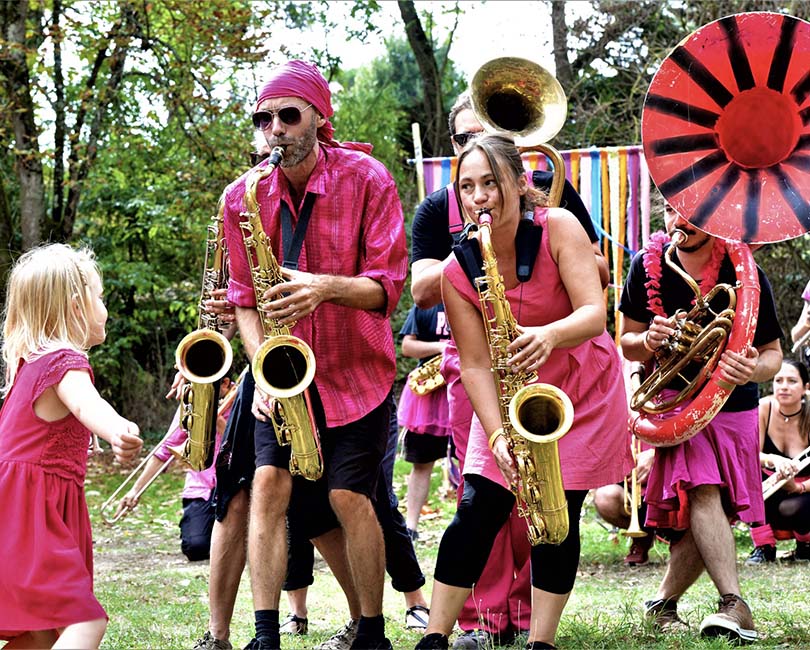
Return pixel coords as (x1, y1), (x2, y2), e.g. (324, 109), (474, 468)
(455, 133), (548, 214)
(2, 243), (100, 391)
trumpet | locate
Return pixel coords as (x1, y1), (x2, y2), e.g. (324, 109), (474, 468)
(99, 377), (241, 525)
(763, 445), (810, 500)
(623, 437), (648, 538)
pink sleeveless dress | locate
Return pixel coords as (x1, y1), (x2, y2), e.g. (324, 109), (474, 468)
(444, 208), (633, 491)
(0, 349), (106, 639)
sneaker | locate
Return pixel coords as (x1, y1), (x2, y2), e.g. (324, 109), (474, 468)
(405, 605), (430, 630)
(795, 541), (810, 561)
(745, 545), (776, 565)
(525, 643), (556, 650)
(644, 598), (689, 632)
(192, 631), (233, 650)
(416, 634), (449, 649)
(699, 593), (757, 643)
(350, 635), (393, 650)
(452, 629), (491, 649)
(280, 613), (308, 635)
(315, 619), (359, 650)
(407, 528), (420, 542)
(624, 534), (654, 566)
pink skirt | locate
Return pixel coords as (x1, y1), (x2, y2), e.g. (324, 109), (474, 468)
(397, 384), (451, 437)
(644, 402), (765, 529)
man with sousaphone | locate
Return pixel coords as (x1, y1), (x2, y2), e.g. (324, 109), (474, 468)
(619, 10), (810, 643)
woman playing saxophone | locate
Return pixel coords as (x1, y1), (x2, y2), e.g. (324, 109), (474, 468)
(416, 134), (631, 650)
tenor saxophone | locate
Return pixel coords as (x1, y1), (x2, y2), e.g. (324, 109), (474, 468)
(240, 146), (323, 481)
(475, 208), (572, 545)
(174, 192), (234, 471)
(406, 354), (446, 395)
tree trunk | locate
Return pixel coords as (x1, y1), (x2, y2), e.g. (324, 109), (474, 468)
(397, 0), (447, 157)
(0, 0), (45, 249)
(551, 1), (573, 91)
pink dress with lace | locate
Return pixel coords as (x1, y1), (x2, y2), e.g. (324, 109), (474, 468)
(0, 349), (106, 639)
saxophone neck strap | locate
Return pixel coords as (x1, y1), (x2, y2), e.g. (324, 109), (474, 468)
(280, 192), (317, 270)
(452, 218), (543, 289)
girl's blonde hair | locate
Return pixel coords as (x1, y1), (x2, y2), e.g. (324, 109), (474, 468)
(2, 243), (100, 391)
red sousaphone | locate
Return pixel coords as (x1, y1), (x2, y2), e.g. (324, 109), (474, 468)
(634, 11), (810, 446)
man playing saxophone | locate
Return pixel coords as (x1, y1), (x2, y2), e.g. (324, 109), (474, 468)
(220, 60), (407, 650)
(416, 134), (630, 650)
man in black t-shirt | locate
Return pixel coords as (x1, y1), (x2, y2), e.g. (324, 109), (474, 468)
(619, 204), (782, 644)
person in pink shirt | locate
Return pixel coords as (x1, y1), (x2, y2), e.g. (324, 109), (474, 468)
(221, 59), (407, 650)
(116, 376), (236, 561)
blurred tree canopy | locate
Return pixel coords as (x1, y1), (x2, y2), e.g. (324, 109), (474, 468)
(1, 0), (809, 429)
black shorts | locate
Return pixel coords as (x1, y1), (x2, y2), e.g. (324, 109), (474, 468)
(254, 386), (391, 536)
(214, 368), (256, 522)
(403, 430), (450, 464)
(180, 494), (215, 561)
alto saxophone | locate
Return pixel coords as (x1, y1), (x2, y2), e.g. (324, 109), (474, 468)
(475, 208), (572, 545)
(240, 146), (323, 481)
(406, 354), (446, 395)
(174, 192), (234, 471)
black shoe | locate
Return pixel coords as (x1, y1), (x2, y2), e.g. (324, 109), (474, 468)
(795, 541), (810, 561)
(350, 636), (393, 650)
(242, 637), (277, 650)
(416, 634), (449, 650)
(745, 545), (776, 565)
(526, 643), (557, 650)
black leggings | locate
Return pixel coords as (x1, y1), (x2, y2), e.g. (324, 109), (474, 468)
(766, 492), (810, 534)
(434, 473), (587, 595)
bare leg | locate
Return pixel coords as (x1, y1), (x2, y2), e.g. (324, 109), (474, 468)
(329, 489), (384, 616)
(655, 529), (705, 601)
(593, 484), (631, 529)
(404, 588), (429, 609)
(423, 580), (471, 636)
(249, 466), (292, 610)
(3, 630), (58, 649)
(406, 462), (435, 532)
(527, 588), (570, 645)
(688, 484), (740, 596)
(312, 527), (361, 619)
(52, 619), (106, 649)
(286, 587), (308, 618)
(209, 489), (249, 641)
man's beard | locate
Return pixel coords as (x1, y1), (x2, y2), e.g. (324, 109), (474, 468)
(267, 116), (318, 169)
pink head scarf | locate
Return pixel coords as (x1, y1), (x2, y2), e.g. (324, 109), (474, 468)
(255, 60), (372, 153)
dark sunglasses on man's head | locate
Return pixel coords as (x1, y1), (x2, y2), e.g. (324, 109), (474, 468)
(452, 131), (480, 148)
(252, 103), (313, 130)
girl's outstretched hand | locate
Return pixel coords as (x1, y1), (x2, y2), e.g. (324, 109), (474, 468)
(111, 422), (142, 464)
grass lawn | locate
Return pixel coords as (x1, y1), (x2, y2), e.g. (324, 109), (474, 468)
(85, 452), (810, 650)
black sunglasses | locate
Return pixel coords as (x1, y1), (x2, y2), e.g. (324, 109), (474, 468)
(452, 132), (480, 148)
(252, 103), (313, 130)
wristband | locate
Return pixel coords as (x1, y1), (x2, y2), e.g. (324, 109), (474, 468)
(488, 428), (506, 450)
(642, 331), (656, 354)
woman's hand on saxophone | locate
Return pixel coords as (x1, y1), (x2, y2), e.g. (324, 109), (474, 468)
(507, 325), (557, 373)
(491, 434), (518, 486)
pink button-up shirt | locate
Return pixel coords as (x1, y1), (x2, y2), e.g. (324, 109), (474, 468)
(223, 144), (407, 427)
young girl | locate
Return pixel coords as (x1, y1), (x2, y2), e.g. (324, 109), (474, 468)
(0, 243), (142, 649)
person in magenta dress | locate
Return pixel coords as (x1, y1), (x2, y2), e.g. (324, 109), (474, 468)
(0, 243), (142, 649)
(416, 134), (631, 650)
(397, 303), (452, 541)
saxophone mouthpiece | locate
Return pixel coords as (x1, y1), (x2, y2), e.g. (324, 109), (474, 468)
(671, 229), (688, 247)
(268, 146), (285, 167)
(475, 208), (493, 225)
